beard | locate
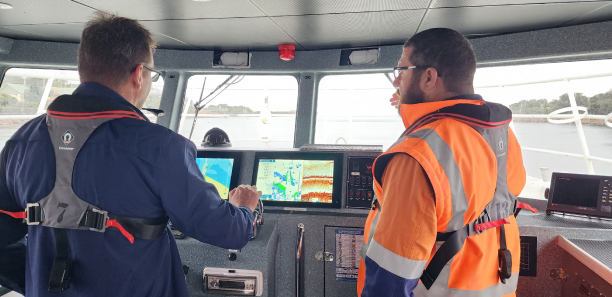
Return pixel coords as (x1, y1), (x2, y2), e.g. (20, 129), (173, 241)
(404, 74), (426, 105)
(398, 74), (426, 115)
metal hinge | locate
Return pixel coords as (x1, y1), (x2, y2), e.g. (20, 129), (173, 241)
(315, 252), (334, 262)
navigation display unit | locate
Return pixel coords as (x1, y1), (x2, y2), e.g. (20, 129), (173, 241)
(196, 151), (242, 200)
(253, 152), (342, 208)
(547, 172), (612, 218)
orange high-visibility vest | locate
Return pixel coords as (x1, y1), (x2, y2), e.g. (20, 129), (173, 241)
(358, 98), (530, 297)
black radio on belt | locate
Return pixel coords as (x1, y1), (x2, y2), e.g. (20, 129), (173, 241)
(546, 172), (612, 218)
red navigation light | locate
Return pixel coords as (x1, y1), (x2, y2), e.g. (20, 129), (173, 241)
(279, 44), (295, 61)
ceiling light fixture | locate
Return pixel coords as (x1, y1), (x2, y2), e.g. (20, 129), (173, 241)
(0, 2), (13, 9)
(192, 0), (211, 2)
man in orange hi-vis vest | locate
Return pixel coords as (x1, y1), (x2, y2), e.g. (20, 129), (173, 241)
(357, 28), (536, 297)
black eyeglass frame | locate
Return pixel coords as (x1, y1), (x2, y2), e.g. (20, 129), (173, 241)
(143, 65), (162, 82)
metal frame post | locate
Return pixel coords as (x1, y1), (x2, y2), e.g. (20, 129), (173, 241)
(565, 79), (595, 174)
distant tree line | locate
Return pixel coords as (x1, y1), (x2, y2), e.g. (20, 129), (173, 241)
(202, 104), (257, 114)
(509, 90), (612, 115)
(187, 103), (296, 115)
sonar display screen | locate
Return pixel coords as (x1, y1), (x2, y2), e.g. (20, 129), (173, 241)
(256, 159), (334, 203)
(196, 158), (234, 200)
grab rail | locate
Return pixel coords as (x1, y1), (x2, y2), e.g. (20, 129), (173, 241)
(296, 223), (305, 297)
(521, 147), (612, 165)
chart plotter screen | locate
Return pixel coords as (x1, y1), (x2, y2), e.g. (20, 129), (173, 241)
(196, 158), (234, 200)
(256, 159), (334, 203)
(552, 177), (599, 208)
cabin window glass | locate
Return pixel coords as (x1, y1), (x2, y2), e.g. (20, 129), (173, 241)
(0, 67), (165, 149)
(180, 75), (298, 148)
(474, 59), (612, 182)
(315, 73), (402, 149)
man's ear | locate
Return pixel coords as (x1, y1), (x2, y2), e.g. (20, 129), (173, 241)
(131, 64), (144, 90)
(420, 67), (439, 92)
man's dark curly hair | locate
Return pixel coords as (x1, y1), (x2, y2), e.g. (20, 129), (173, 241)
(78, 12), (156, 88)
(404, 28), (476, 93)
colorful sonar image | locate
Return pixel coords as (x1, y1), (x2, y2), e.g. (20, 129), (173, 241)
(256, 159), (334, 203)
(196, 158), (234, 200)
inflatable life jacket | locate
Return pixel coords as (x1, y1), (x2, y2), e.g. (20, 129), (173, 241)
(359, 99), (537, 295)
(0, 95), (169, 292)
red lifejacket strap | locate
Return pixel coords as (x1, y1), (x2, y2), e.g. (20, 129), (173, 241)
(47, 110), (145, 121)
(106, 219), (135, 244)
(517, 202), (538, 213)
(475, 218), (510, 232)
(0, 209), (27, 219)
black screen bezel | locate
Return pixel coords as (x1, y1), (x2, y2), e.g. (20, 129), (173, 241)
(547, 172), (611, 218)
(252, 152), (343, 209)
(196, 150), (242, 200)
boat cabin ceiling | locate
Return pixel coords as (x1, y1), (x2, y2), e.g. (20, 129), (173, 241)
(1, 0), (612, 51)
(1, 1), (612, 297)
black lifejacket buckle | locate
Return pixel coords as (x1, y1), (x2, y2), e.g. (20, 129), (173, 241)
(80, 209), (109, 232)
(25, 203), (43, 225)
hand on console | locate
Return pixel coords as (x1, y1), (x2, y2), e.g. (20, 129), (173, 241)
(229, 185), (262, 212)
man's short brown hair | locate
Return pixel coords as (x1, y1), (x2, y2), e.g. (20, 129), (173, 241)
(404, 28), (476, 93)
(78, 12), (156, 89)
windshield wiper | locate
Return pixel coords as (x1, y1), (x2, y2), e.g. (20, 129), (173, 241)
(188, 75), (245, 140)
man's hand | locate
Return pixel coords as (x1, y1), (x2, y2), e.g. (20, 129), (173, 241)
(390, 91), (400, 109)
(229, 185), (262, 212)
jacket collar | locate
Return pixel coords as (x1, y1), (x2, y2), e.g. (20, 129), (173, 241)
(399, 94), (484, 128)
(73, 82), (150, 122)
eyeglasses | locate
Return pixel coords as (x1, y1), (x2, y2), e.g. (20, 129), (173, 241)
(143, 65), (162, 82)
(393, 65), (438, 80)
(392, 66), (418, 80)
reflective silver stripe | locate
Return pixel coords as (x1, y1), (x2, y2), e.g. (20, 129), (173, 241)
(366, 239), (428, 280)
(389, 135), (410, 150)
(407, 129), (469, 232)
(360, 241), (368, 259)
(360, 207), (380, 259)
(414, 268), (518, 297)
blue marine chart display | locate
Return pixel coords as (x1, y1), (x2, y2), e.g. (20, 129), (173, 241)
(196, 158), (234, 200)
(255, 159), (334, 203)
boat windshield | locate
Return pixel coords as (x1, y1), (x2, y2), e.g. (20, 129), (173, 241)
(0, 68), (165, 149)
(179, 75), (298, 148)
(314, 59), (612, 198)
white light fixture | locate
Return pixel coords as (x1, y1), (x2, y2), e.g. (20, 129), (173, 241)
(0, 2), (13, 9)
(349, 49), (379, 65)
(213, 50), (251, 68)
(339, 48), (380, 66)
(192, 0), (211, 2)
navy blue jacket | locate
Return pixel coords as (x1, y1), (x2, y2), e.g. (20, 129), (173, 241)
(0, 83), (254, 296)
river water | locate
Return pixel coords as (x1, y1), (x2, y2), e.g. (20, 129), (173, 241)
(178, 115), (612, 178)
(1, 116), (610, 178)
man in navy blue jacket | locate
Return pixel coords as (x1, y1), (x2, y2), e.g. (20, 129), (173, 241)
(0, 12), (260, 296)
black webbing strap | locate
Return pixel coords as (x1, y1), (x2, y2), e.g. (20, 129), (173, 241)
(498, 225), (512, 283)
(500, 224), (507, 249)
(48, 229), (70, 292)
(78, 210), (168, 240)
(435, 231), (454, 242)
(420, 224), (471, 289)
(110, 215), (169, 240)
